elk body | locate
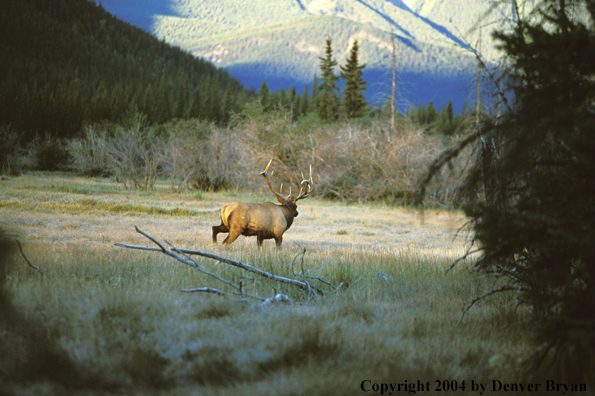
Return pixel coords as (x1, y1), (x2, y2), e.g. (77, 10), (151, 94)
(212, 159), (313, 247)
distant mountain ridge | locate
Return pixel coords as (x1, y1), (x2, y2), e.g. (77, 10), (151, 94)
(97, 0), (513, 111)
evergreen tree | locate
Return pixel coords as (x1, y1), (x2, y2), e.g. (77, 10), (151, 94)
(188, 86), (202, 119)
(316, 36), (340, 121)
(408, 103), (417, 122)
(91, 81), (110, 121)
(311, 75), (319, 111)
(340, 39), (367, 118)
(174, 72), (191, 119)
(446, 100), (454, 123)
(416, 103), (427, 125)
(235, 87), (249, 113)
(426, 101), (437, 125)
(153, 69), (172, 124)
(288, 86), (300, 116)
(110, 83), (127, 121)
(460, 101), (468, 118)
(206, 75), (222, 124)
(142, 85), (154, 118)
(220, 86), (234, 125)
(131, 75), (145, 115)
(278, 87), (288, 109)
(299, 85), (309, 116)
(258, 80), (270, 111)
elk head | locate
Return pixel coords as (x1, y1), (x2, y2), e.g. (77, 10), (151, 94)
(212, 159), (313, 247)
(259, 158), (312, 218)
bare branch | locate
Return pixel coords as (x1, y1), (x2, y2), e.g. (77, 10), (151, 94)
(117, 228), (240, 292)
(289, 247), (336, 290)
(181, 287), (234, 297)
(457, 286), (518, 325)
(311, 259), (332, 276)
(16, 240), (40, 271)
(445, 248), (482, 274)
(416, 131), (481, 205)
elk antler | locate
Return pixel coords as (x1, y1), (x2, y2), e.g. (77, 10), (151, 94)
(296, 164), (313, 201)
(260, 159), (287, 202)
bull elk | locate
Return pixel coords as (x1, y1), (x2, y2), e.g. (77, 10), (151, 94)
(212, 159), (313, 247)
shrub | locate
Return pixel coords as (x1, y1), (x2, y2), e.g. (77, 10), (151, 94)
(0, 127), (25, 175)
(67, 126), (110, 176)
(161, 120), (240, 192)
(35, 135), (70, 171)
(107, 126), (164, 190)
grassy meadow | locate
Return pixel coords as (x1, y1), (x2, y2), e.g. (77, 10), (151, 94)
(0, 172), (543, 395)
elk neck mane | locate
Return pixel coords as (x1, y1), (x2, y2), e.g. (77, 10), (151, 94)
(278, 202), (296, 229)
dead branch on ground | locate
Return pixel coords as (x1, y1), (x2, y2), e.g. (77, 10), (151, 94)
(115, 227), (340, 304)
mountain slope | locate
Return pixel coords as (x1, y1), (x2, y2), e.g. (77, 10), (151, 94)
(0, 0), (248, 140)
(98, 0), (514, 110)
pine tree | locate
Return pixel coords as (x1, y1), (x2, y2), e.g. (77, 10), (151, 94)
(416, 103), (426, 125)
(131, 75), (145, 115)
(220, 86), (234, 125)
(110, 83), (127, 121)
(299, 85), (309, 116)
(288, 86), (300, 117)
(408, 103), (417, 122)
(91, 80), (110, 121)
(258, 80), (270, 111)
(188, 87), (202, 119)
(142, 85), (154, 118)
(288, 86), (300, 111)
(316, 36), (340, 121)
(208, 75), (222, 124)
(340, 39), (367, 118)
(446, 100), (454, 123)
(174, 72), (190, 119)
(311, 75), (319, 111)
(278, 87), (288, 109)
(153, 69), (172, 124)
(426, 101), (437, 125)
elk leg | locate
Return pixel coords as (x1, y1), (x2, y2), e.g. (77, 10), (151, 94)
(274, 236), (283, 248)
(222, 224), (243, 245)
(257, 232), (263, 248)
(212, 224), (229, 244)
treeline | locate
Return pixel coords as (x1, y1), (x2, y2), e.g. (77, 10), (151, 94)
(0, 0), (251, 142)
(406, 100), (474, 136)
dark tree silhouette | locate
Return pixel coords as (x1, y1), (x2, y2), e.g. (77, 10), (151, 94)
(419, 0), (595, 384)
(340, 39), (367, 118)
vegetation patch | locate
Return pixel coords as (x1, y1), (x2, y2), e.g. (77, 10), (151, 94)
(0, 197), (203, 217)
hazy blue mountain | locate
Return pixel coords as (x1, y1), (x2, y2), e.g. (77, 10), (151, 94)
(97, 0), (512, 112)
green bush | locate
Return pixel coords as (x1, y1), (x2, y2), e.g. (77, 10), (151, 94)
(35, 136), (70, 171)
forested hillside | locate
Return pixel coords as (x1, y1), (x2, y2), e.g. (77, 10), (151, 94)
(0, 0), (251, 142)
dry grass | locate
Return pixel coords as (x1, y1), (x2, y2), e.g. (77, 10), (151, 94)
(0, 173), (542, 396)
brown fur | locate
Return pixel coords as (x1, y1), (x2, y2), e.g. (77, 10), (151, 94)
(212, 199), (298, 247)
(213, 160), (312, 248)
